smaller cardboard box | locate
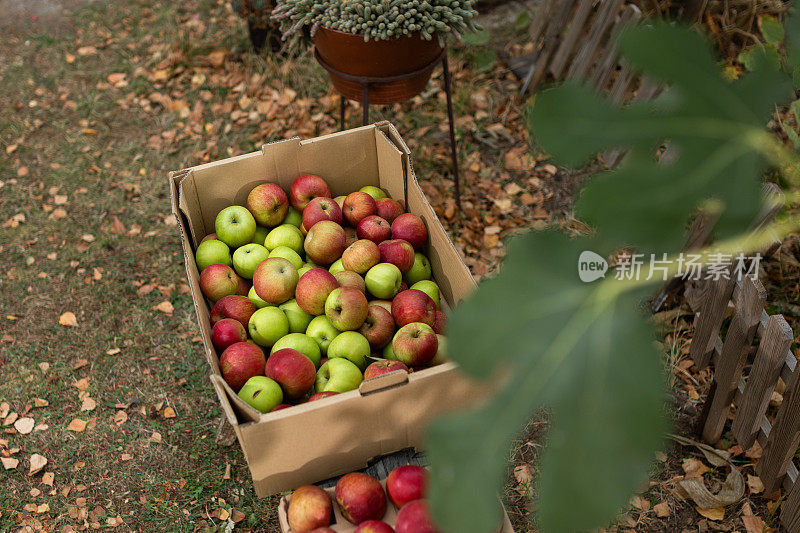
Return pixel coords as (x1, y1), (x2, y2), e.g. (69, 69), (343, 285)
(277, 472), (515, 532)
(170, 123), (491, 497)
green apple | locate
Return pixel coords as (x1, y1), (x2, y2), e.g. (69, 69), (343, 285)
(279, 299), (314, 333)
(283, 206), (302, 228)
(315, 358), (363, 393)
(271, 333), (322, 368)
(238, 376), (283, 413)
(410, 280), (440, 309)
(248, 286), (273, 309)
(232, 243), (270, 279)
(265, 224), (304, 254)
(382, 342), (397, 361)
(329, 259), (345, 275)
(306, 315), (340, 355)
(359, 185), (388, 200)
(327, 331), (370, 370)
(365, 263), (402, 299)
(298, 265), (313, 277)
(404, 252), (432, 285)
(248, 307), (289, 347)
(195, 239), (231, 271)
(252, 225), (269, 246)
(215, 206), (257, 248)
(431, 334), (448, 365)
(269, 246), (303, 270)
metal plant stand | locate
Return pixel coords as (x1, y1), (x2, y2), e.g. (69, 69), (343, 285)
(315, 48), (462, 210)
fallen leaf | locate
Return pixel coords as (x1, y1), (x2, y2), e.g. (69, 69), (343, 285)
(121, 453), (133, 461)
(110, 216), (126, 234)
(14, 417), (35, 434)
(219, 508), (230, 521)
(696, 506), (724, 521)
(42, 472), (54, 486)
(223, 462), (231, 480)
(29, 454), (47, 475)
(1, 457), (19, 470)
(513, 464), (533, 484)
(80, 397), (96, 412)
(163, 406), (176, 419)
(682, 457), (710, 478)
(66, 419), (87, 432)
(107, 73), (126, 85)
(77, 46), (97, 56)
(747, 474), (764, 494)
(154, 301), (174, 315)
(59, 312), (78, 327)
(745, 441), (763, 459)
(114, 411), (127, 426)
(73, 358), (89, 370)
(231, 509), (245, 523)
(149, 432), (162, 444)
(38, 362), (50, 372)
(207, 50), (227, 68)
(106, 348), (121, 355)
(654, 502), (670, 517)
(742, 515), (764, 533)
(33, 398), (48, 408)
(73, 378), (89, 391)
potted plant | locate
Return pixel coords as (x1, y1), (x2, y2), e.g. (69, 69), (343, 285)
(272, 0), (479, 104)
(231, 0), (283, 53)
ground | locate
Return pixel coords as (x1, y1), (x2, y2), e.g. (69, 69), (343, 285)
(0, 0), (797, 532)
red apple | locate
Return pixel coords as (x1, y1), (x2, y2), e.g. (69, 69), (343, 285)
(375, 198), (404, 223)
(309, 529), (336, 533)
(355, 521), (395, 533)
(272, 404), (292, 411)
(210, 295), (257, 329)
(308, 391), (340, 402)
(359, 305), (396, 349)
(343, 192), (377, 227)
(265, 348), (317, 401)
(201, 232), (219, 242)
(296, 268), (340, 315)
(392, 323), (438, 366)
(334, 270), (366, 293)
(370, 300), (392, 313)
(219, 342), (266, 391)
(395, 500), (437, 533)
(391, 289), (437, 328)
(199, 263), (239, 302)
(303, 197), (343, 230)
(211, 318), (247, 352)
(386, 465), (427, 508)
(325, 287), (369, 331)
(305, 220), (346, 265)
(236, 275), (251, 296)
(253, 257), (299, 305)
(363, 360), (408, 380)
(391, 214), (427, 250)
(433, 310), (446, 334)
(377, 240), (415, 273)
(342, 239), (380, 274)
(290, 174), (331, 211)
(288, 485), (333, 532)
(247, 182), (288, 226)
(335, 472), (387, 525)
(357, 215), (391, 244)
(345, 226), (359, 248)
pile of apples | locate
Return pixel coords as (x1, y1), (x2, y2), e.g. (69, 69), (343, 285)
(194, 174), (447, 413)
(288, 465), (436, 532)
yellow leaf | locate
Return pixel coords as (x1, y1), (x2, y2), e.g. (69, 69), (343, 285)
(42, 472), (54, 486)
(163, 406), (176, 419)
(29, 453), (47, 475)
(59, 312), (78, 327)
(654, 502), (670, 517)
(73, 378), (89, 391)
(107, 72), (126, 85)
(66, 419), (87, 432)
(77, 46), (97, 56)
(154, 301), (174, 315)
(36, 503), (49, 513)
(80, 397), (96, 412)
(696, 506), (724, 521)
(65, 54), (76, 63)
(219, 508), (230, 521)
(1, 457), (19, 470)
(34, 398), (48, 407)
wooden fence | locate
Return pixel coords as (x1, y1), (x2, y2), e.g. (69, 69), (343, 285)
(686, 274), (800, 530)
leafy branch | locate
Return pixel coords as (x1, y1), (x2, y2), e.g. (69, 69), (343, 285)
(426, 15), (800, 533)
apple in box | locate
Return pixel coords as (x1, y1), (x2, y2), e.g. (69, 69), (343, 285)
(391, 213), (427, 250)
(308, 390), (339, 402)
(211, 318), (247, 352)
(343, 191), (378, 227)
(404, 253), (432, 285)
(355, 521), (395, 533)
(248, 306), (289, 348)
(265, 348), (316, 401)
(325, 287), (369, 331)
(392, 289), (436, 328)
(359, 185), (387, 200)
(253, 257), (299, 305)
(232, 243), (270, 279)
(357, 215), (391, 244)
(364, 359), (408, 380)
(306, 315), (340, 355)
(215, 205), (256, 248)
(210, 295), (257, 329)
(375, 197), (404, 223)
(305, 220), (346, 265)
(335, 472), (387, 525)
(200, 263), (240, 302)
(392, 323), (438, 366)
(378, 239), (415, 273)
(290, 174), (331, 211)
(288, 485), (333, 532)
(195, 239), (231, 271)
(342, 239), (380, 274)
(265, 224), (304, 254)
(315, 358), (362, 393)
(387, 465), (427, 508)
(247, 182), (288, 227)
(238, 375), (283, 413)
(359, 304), (395, 349)
(365, 263), (402, 300)
(272, 333), (322, 368)
(433, 310), (446, 334)
(327, 331), (371, 370)
(296, 268), (339, 316)
(334, 270), (366, 293)
(269, 246), (303, 270)
(303, 196), (342, 229)
(279, 299), (314, 333)
(219, 342), (266, 391)
(395, 500), (437, 533)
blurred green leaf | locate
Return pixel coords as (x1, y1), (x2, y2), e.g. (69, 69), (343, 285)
(515, 11), (531, 33)
(759, 15), (785, 46)
(471, 48), (497, 73)
(462, 29), (491, 46)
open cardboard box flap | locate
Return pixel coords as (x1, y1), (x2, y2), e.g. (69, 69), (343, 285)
(170, 122), (492, 497)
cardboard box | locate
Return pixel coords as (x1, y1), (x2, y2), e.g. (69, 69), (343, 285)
(170, 122), (488, 497)
(277, 472), (515, 532)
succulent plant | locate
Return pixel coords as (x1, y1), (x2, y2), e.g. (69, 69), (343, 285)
(272, 0), (479, 43)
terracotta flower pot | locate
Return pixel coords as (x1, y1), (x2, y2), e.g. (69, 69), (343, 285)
(313, 26), (443, 105)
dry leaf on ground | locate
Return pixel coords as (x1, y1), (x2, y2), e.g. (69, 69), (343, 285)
(59, 312), (78, 326)
(696, 506), (725, 521)
(153, 301), (174, 315)
(1, 457), (19, 470)
(29, 454), (47, 475)
(67, 419), (87, 432)
(14, 417), (35, 435)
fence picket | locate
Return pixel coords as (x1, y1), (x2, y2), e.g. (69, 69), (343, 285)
(689, 274), (736, 369)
